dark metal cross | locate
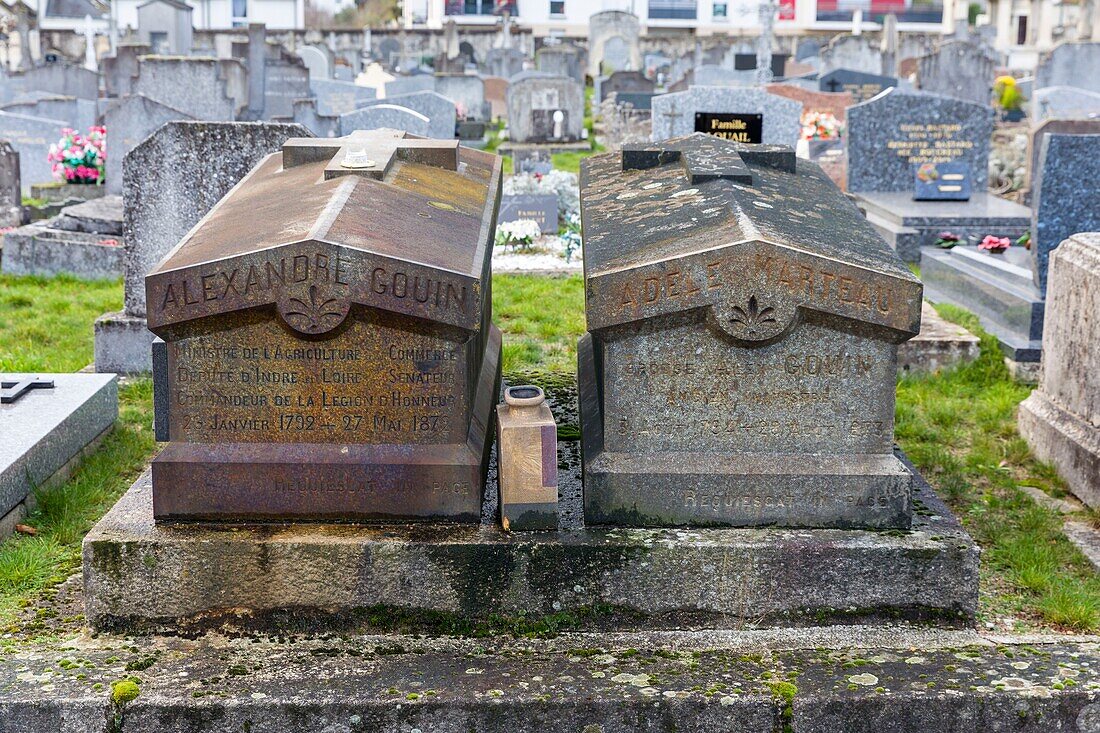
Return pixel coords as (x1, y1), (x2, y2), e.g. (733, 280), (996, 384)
(1, 376), (54, 404)
(824, 78), (842, 93)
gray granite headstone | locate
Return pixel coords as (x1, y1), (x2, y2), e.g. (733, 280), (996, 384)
(311, 78), (376, 117)
(507, 73), (584, 143)
(1035, 42), (1100, 96)
(338, 104), (431, 137)
(247, 23), (266, 118)
(0, 96), (96, 131)
(291, 99), (340, 138)
(499, 193), (558, 233)
(916, 40), (995, 106)
(1032, 86), (1100, 121)
(846, 88), (993, 194)
(296, 45), (330, 79)
(693, 66), (759, 87)
(600, 70), (654, 102)
(434, 73), (485, 119)
(0, 373), (117, 529)
(651, 87), (801, 146)
(819, 68), (898, 102)
(820, 35), (885, 76)
(1026, 118), (1100, 192)
(122, 121), (312, 318)
(0, 141), (20, 226)
(103, 43), (151, 98)
(602, 36), (630, 73)
(589, 10), (641, 76)
(0, 110), (67, 193)
(535, 44), (584, 83)
(263, 60), (312, 119)
(1032, 133), (1100, 293)
(218, 58), (249, 116)
(353, 91), (455, 139)
(0, 63), (98, 104)
(384, 74), (435, 98)
(131, 57), (236, 121)
(796, 39), (822, 61)
(485, 47), (526, 79)
(104, 95), (195, 196)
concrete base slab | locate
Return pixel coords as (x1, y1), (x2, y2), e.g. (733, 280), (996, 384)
(94, 311), (155, 374)
(1, 220), (124, 278)
(498, 140), (593, 156)
(1064, 521), (1100, 572)
(1019, 391), (1100, 509)
(83, 449), (979, 633)
(1006, 357), (1041, 384)
(1, 626), (1099, 733)
(0, 373), (117, 533)
(897, 302), (980, 375)
(922, 246), (1044, 364)
(0, 425), (111, 541)
(854, 191), (1031, 264)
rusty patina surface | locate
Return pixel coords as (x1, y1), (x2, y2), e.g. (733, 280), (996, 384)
(145, 130), (502, 522)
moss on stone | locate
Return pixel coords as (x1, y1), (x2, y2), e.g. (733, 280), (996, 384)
(110, 679), (139, 704)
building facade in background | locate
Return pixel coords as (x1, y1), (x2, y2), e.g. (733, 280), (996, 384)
(110, 0), (304, 31)
(405, 0), (953, 37)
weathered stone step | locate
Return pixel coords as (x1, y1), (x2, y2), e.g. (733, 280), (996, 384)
(53, 195), (124, 236)
(83, 449), (979, 634)
(2, 627), (1097, 732)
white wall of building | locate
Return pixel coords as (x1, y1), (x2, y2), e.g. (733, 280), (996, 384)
(426, 0), (946, 36)
(115, 0), (303, 32)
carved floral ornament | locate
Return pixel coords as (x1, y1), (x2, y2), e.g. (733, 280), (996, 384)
(708, 294), (797, 344)
(276, 283), (351, 336)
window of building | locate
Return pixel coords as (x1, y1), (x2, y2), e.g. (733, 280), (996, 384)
(232, 0), (247, 18)
(550, 0), (565, 15)
(648, 0), (697, 20)
(712, 1), (727, 18)
(815, 0), (942, 24)
(1016, 16), (1028, 45)
(149, 31), (169, 54)
(445, 0), (497, 14)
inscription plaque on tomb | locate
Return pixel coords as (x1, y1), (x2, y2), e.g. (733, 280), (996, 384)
(578, 134), (923, 529)
(913, 161), (972, 201)
(145, 130), (503, 522)
(694, 112), (763, 143)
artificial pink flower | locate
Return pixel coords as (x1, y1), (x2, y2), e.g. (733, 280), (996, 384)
(978, 235), (1011, 252)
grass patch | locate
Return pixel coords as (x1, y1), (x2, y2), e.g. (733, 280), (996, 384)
(0, 274), (122, 372)
(493, 274), (585, 372)
(897, 304), (1100, 632)
(0, 380), (155, 626)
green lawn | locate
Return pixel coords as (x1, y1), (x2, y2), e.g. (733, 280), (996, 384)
(0, 275), (155, 628)
(897, 304), (1100, 631)
(0, 272), (1096, 633)
(0, 275), (122, 372)
(494, 274), (585, 372)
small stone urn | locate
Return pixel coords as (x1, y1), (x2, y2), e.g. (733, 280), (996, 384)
(495, 385), (558, 531)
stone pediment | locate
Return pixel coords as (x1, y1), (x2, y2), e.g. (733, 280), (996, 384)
(145, 130), (501, 337)
(580, 134), (922, 341)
